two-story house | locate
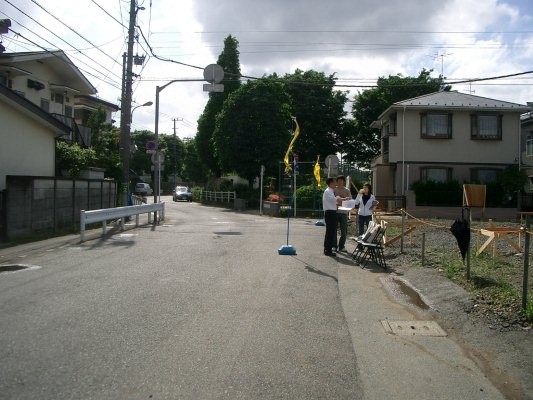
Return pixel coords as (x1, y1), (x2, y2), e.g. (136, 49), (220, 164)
(370, 91), (530, 206)
(0, 50), (118, 147)
(0, 50), (119, 189)
(520, 106), (533, 191)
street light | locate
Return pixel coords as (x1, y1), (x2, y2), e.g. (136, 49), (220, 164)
(152, 79), (205, 219)
(130, 101), (153, 120)
(152, 71), (223, 221)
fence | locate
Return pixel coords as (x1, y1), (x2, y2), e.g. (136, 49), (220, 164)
(3, 175), (116, 241)
(201, 190), (236, 203)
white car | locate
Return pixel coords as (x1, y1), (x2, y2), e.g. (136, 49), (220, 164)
(134, 182), (153, 196)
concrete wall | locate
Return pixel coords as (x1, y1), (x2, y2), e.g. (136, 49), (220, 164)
(4, 176), (116, 241)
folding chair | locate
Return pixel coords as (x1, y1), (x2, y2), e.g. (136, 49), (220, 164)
(351, 223), (387, 269)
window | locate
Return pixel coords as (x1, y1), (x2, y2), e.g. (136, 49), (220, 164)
(420, 167), (451, 183)
(52, 92), (64, 104)
(40, 98), (50, 112)
(526, 133), (533, 156)
(64, 105), (73, 117)
(471, 114), (502, 140)
(471, 168), (500, 183)
(0, 75), (13, 88)
(387, 112), (397, 135)
(421, 112), (452, 138)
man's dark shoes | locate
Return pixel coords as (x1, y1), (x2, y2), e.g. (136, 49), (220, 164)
(338, 247), (347, 252)
(324, 250), (337, 257)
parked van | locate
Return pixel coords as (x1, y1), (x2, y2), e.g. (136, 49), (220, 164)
(134, 182), (153, 195)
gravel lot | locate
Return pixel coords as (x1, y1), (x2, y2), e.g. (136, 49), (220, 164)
(352, 217), (533, 399)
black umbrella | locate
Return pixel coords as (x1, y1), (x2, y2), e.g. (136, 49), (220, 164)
(450, 217), (470, 261)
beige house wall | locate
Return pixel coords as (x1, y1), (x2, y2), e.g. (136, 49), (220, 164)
(388, 110), (521, 165)
(385, 109), (522, 197)
(0, 101), (57, 191)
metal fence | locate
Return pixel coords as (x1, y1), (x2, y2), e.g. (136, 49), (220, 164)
(201, 190), (236, 203)
(3, 175), (116, 241)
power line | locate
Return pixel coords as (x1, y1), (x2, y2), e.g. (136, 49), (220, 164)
(90, 0), (127, 29)
(2, 2), (123, 82)
(6, 27), (122, 91)
(29, 0), (120, 67)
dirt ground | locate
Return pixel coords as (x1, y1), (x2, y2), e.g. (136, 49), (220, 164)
(375, 222), (533, 400)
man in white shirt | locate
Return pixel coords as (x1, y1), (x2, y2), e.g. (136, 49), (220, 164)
(334, 175), (352, 252)
(322, 177), (338, 256)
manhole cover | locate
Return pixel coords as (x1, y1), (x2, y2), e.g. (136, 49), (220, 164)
(0, 264), (41, 273)
(381, 320), (447, 337)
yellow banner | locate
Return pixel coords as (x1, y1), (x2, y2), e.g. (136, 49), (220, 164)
(314, 156), (321, 187)
(284, 117), (300, 174)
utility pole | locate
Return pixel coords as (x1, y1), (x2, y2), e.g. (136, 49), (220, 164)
(172, 117), (183, 188)
(119, 0), (137, 206)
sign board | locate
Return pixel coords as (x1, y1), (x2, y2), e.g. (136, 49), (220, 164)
(203, 83), (224, 93)
(203, 64), (224, 83)
(151, 152), (165, 165)
(146, 141), (157, 154)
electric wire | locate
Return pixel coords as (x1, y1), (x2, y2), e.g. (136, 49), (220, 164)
(90, 0), (127, 29)
(29, 0), (120, 68)
(2, 2), (123, 82)
(7, 27), (123, 91)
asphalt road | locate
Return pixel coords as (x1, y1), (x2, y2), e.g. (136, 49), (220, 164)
(0, 198), (507, 399)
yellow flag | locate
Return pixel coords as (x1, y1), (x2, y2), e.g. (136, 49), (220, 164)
(314, 156), (321, 187)
(284, 117), (300, 174)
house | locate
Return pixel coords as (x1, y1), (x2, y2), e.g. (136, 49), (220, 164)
(0, 50), (119, 147)
(520, 105), (533, 191)
(0, 83), (70, 191)
(370, 91), (530, 206)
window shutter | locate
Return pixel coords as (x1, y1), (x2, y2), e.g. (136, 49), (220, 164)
(471, 114), (478, 137)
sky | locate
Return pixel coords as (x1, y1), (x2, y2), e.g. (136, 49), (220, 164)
(1, 0), (532, 140)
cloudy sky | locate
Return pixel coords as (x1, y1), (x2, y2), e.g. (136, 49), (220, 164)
(2, 0), (532, 139)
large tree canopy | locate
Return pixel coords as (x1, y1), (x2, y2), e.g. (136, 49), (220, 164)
(281, 69), (348, 163)
(196, 35), (241, 177)
(340, 69), (449, 168)
(212, 79), (292, 184)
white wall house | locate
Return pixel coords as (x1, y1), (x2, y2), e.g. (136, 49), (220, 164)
(0, 50), (119, 190)
(0, 50), (119, 147)
(0, 84), (70, 190)
(370, 91), (530, 204)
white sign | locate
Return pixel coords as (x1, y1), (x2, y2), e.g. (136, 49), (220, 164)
(203, 83), (224, 93)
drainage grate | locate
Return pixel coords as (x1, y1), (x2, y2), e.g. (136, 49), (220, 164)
(0, 264), (40, 274)
(381, 320), (447, 337)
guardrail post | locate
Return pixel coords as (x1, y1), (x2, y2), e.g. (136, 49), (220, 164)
(136, 214), (140, 226)
(102, 220), (107, 236)
(80, 210), (86, 242)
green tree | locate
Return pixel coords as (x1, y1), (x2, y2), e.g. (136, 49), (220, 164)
(196, 35), (241, 176)
(342, 69), (449, 168)
(182, 138), (209, 184)
(158, 134), (185, 184)
(55, 141), (96, 177)
(130, 130), (155, 181)
(213, 79), (292, 184)
(281, 69), (348, 162)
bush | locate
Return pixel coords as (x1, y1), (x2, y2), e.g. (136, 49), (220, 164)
(411, 180), (462, 206)
(295, 185), (321, 209)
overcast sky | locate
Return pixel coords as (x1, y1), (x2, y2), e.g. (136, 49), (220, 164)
(2, 0), (532, 139)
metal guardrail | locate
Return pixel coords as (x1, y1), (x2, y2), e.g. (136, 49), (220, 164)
(80, 202), (165, 242)
(202, 190), (236, 203)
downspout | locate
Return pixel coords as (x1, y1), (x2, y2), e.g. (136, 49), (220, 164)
(518, 114), (522, 171)
(402, 106), (406, 195)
